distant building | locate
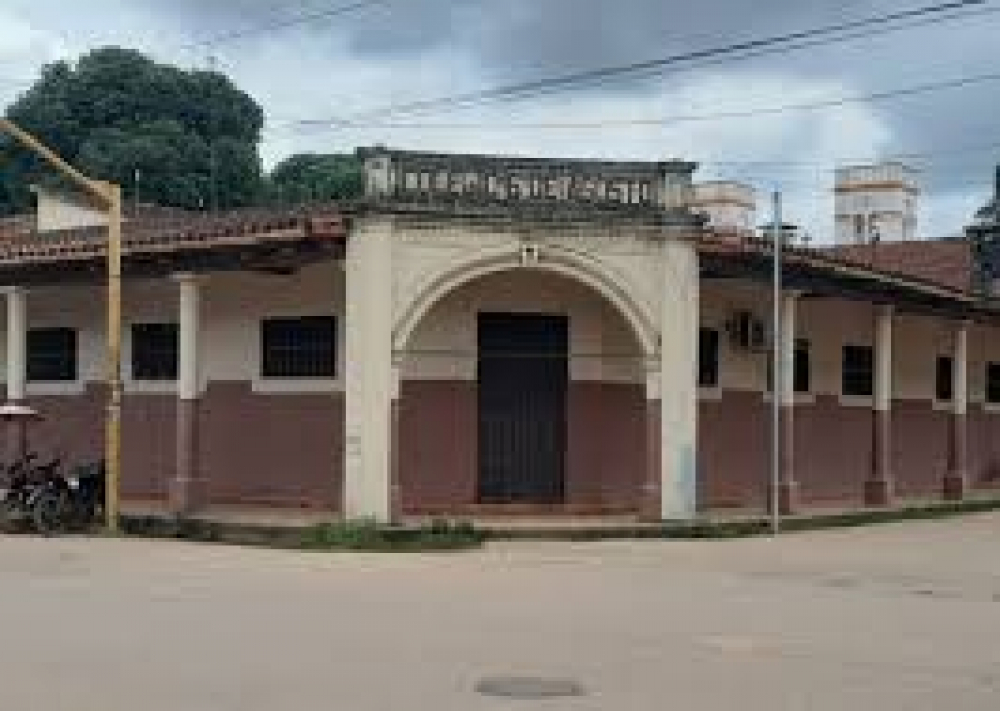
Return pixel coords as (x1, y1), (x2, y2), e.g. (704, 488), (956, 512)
(834, 162), (919, 244)
(690, 181), (756, 231)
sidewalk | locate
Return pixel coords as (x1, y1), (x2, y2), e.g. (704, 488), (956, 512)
(120, 491), (1000, 543)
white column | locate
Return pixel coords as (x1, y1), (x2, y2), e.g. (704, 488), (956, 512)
(867, 304), (895, 506)
(344, 219), (395, 521)
(658, 240), (699, 519)
(954, 322), (969, 417)
(778, 293), (797, 407)
(176, 274), (201, 401)
(874, 305), (894, 413)
(5, 286), (26, 402)
(944, 320), (971, 500)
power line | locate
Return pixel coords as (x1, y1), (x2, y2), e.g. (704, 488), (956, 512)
(283, 0), (991, 126)
(176, 0), (386, 52)
(271, 67), (1000, 132)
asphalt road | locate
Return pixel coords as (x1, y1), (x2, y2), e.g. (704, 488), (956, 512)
(1, 513), (998, 710)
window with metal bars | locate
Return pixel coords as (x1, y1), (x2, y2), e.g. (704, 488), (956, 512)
(132, 323), (179, 381)
(261, 316), (337, 378)
(698, 328), (719, 388)
(842, 344), (874, 397)
(26, 328), (77, 382)
(936, 356), (954, 402)
(987, 362), (1000, 405)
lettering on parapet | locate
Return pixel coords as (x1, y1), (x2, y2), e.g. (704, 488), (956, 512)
(359, 148), (696, 211)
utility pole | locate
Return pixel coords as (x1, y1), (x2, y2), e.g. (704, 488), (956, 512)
(0, 118), (123, 533)
(770, 190), (783, 536)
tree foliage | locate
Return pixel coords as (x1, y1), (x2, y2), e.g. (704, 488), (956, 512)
(267, 152), (365, 205)
(1, 47), (265, 214)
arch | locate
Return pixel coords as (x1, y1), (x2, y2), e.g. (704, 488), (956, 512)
(393, 244), (659, 358)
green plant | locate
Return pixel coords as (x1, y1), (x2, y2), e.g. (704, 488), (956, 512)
(300, 518), (484, 552)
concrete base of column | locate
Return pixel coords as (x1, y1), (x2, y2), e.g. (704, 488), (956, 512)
(389, 398), (402, 524)
(944, 412), (968, 502)
(942, 472), (967, 501)
(864, 478), (893, 507)
(867, 408), (893, 507)
(776, 480), (799, 516)
(4, 401), (28, 461)
(638, 399), (662, 522)
(170, 398), (204, 516)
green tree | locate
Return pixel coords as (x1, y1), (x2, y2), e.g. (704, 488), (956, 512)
(267, 152), (364, 205)
(1, 46), (265, 214)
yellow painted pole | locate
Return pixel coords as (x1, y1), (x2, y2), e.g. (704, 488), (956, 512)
(104, 182), (122, 532)
(0, 118), (123, 533)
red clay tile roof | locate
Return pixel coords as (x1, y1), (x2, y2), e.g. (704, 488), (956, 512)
(700, 227), (976, 301)
(0, 205), (347, 264)
(824, 240), (972, 293)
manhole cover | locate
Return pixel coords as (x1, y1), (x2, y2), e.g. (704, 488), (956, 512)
(475, 675), (585, 700)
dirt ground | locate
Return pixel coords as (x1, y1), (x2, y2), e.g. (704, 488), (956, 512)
(1, 512), (998, 710)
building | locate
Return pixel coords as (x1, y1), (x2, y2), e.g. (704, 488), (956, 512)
(0, 147), (998, 522)
(834, 162), (919, 245)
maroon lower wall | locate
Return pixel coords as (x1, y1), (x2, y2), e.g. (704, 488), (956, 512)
(397, 379), (647, 515)
(397, 380), (478, 513)
(970, 406), (1000, 492)
(795, 395), (873, 504)
(891, 401), (950, 498)
(566, 382), (646, 512)
(700, 390), (1000, 509)
(200, 382), (342, 510)
(699, 392), (768, 509)
(5, 381), (342, 511)
(9, 381), (1000, 516)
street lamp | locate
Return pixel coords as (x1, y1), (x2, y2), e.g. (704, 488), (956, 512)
(0, 118), (123, 532)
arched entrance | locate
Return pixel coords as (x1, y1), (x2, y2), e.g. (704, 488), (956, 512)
(394, 257), (658, 517)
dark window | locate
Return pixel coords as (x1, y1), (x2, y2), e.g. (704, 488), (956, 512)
(698, 328), (720, 388)
(794, 340), (811, 393)
(987, 362), (1000, 404)
(132, 323), (178, 381)
(766, 339), (810, 394)
(936, 356), (954, 402)
(27, 328), (77, 382)
(842, 344), (874, 397)
(262, 316), (337, 378)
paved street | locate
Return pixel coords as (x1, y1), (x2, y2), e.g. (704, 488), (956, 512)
(1, 513), (998, 710)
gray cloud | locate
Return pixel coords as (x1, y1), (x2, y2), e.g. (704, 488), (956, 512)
(2, 0), (998, 235)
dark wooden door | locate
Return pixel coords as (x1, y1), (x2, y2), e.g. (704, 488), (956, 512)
(477, 313), (569, 504)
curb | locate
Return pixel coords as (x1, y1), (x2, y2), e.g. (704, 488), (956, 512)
(109, 496), (1000, 549)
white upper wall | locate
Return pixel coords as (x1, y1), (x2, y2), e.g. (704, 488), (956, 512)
(701, 279), (1000, 405)
(404, 268), (644, 383)
(0, 259), (345, 394)
(32, 186), (108, 233)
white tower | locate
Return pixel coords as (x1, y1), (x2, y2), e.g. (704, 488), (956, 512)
(834, 162), (918, 244)
(690, 181), (757, 231)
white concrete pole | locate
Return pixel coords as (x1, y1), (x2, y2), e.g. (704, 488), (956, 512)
(344, 219), (395, 521)
(176, 274), (201, 401)
(658, 240), (699, 520)
(5, 286), (26, 402)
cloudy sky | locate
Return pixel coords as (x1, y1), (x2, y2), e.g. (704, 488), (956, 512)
(2, 0), (999, 240)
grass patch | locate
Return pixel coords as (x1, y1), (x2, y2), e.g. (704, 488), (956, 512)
(300, 518), (485, 552)
(118, 514), (485, 552)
